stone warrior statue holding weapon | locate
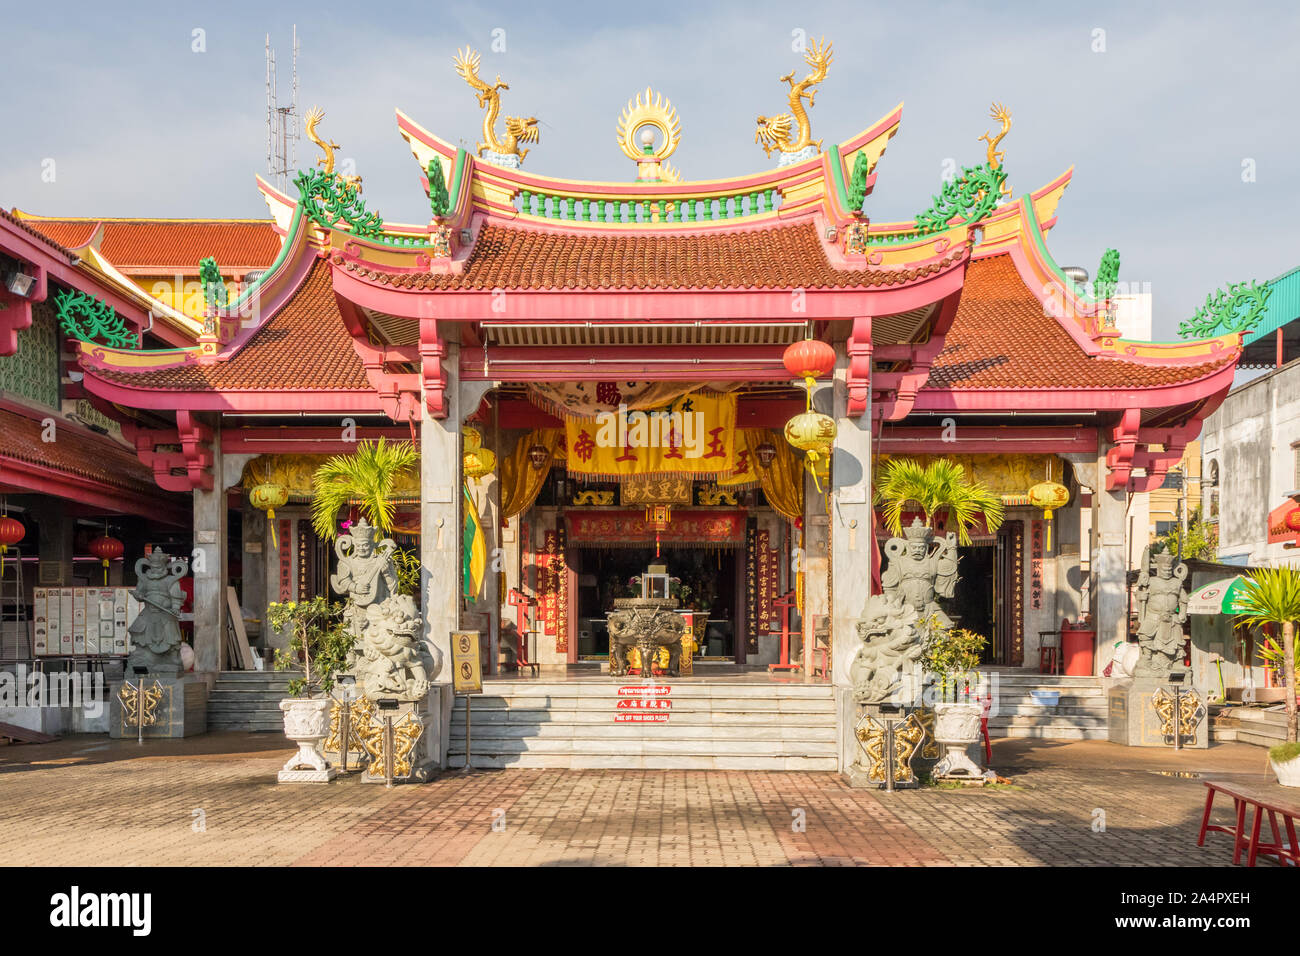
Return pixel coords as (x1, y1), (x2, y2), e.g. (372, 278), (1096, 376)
(127, 550), (189, 675)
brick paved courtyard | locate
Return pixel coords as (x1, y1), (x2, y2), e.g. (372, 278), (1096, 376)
(0, 733), (1287, 866)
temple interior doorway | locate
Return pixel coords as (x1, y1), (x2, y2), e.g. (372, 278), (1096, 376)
(572, 545), (739, 661)
(949, 543), (995, 661)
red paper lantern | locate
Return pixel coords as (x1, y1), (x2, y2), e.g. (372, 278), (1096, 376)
(1285, 507), (1300, 534)
(782, 339), (836, 387)
(88, 534), (124, 584)
(0, 516), (24, 552)
(0, 516), (25, 579)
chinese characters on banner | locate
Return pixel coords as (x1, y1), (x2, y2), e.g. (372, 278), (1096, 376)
(1030, 520), (1044, 610)
(538, 528), (569, 653)
(278, 519), (292, 601)
(1010, 523), (1025, 665)
(563, 392), (737, 478)
(757, 529), (777, 632)
(745, 523), (758, 648)
(297, 522), (312, 601)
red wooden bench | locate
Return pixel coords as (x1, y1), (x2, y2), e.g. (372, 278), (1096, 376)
(1198, 780), (1300, 866)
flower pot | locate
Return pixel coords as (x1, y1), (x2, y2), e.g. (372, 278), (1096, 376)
(1271, 753), (1300, 788)
(932, 701), (986, 779)
(278, 697), (338, 782)
(934, 701), (983, 744)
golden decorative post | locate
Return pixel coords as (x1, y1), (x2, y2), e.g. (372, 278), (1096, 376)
(978, 102), (1012, 197)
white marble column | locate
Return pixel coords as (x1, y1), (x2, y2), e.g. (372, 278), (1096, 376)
(829, 350), (873, 773)
(420, 343), (464, 679)
(192, 426), (228, 675)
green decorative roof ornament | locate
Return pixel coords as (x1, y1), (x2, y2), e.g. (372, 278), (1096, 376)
(198, 257), (228, 312)
(294, 167), (385, 239)
(911, 162), (1007, 236)
(427, 159), (450, 219)
(1178, 280), (1272, 339)
(54, 288), (138, 349)
(1095, 248), (1120, 302)
(846, 152), (871, 215)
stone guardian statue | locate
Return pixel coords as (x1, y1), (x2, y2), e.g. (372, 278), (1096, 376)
(1133, 547), (1189, 678)
(127, 550), (189, 674)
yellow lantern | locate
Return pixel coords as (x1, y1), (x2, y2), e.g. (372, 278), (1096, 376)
(784, 411), (837, 492)
(463, 446), (497, 483)
(1027, 480), (1070, 551)
(463, 426), (483, 454)
(249, 482), (289, 548)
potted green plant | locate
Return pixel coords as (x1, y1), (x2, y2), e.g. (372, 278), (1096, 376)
(270, 596), (354, 783)
(1235, 566), (1300, 786)
(923, 620), (989, 778)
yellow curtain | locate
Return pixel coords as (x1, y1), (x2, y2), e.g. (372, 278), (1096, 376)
(754, 429), (804, 523)
(722, 428), (803, 522)
(500, 429), (563, 520)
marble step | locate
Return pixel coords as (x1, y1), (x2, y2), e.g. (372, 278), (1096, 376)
(993, 725), (1109, 741)
(447, 721), (837, 741)
(447, 712), (832, 728)
(446, 753), (840, 771)
(447, 734), (838, 757)
(462, 697), (837, 712)
(208, 718), (284, 732)
(476, 682), (834, 699)
(986, 703), (1108, 718)
(987, 714), (1109, 729)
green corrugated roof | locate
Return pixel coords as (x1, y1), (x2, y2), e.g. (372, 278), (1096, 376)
(1243, 264), (1300, 345)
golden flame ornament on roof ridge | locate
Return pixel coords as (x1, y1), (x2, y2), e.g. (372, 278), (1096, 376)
(305, 106), (363, 195)
(617, 87), (682, 182)
(979, 101), (1012, 197)
(755, 36), (833, 165)
(454, 47), (540, 167)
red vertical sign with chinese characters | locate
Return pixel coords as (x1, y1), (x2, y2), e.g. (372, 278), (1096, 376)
(538, 528), (569, 653)
(757, 529), (776, 632)
(1030, 520), (1044, 611)
(745, 522), (758, 647)
(278, 520), (292, 601)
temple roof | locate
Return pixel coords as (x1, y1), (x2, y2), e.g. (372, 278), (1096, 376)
(94, 260), (369, 392)
(0, 407), (161, 497)
(338, 220), (963, 293)
(927, 255), (1235, 390)
(11, 214), (281, 274)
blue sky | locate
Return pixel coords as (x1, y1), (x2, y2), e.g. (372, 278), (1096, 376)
(3, 0), (1296, 339)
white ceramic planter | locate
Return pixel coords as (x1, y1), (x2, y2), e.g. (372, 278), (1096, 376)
(1270, 753), (1300, 788)
(278, 697), (338, 783)
(933, 701), (985, 779)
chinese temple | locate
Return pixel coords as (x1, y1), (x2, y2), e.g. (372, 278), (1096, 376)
(0, 43), (1243, 767)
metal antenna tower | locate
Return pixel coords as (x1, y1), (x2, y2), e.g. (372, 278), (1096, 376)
(266, 26), (300, 191)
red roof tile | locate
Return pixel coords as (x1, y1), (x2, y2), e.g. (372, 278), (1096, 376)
(0, 408), (162, 496)
(15, 217), (282, 272)
(340, 221), (962, 291)
(93, 260), (369, 391)
(929, 254), (1234, 389)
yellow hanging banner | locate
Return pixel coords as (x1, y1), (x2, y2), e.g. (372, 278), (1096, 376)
(563, 392), (737, 478)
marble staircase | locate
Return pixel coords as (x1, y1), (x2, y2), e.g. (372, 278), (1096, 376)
(448, 679), (838, 770)
(982, 672), (1109, 741)
(206, 671), (293, 732)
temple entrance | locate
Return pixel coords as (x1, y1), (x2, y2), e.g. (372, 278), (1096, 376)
(572, 545), (740, 662)
(949, 543), (994, 659)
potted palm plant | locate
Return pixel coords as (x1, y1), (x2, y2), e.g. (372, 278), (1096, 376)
(310, 437), (419, 541)
(270, 596), (354, 782)
(875, 457), (1006, 545)
(1234, 566), (1300, 786)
